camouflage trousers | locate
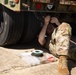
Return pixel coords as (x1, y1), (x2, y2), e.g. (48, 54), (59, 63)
(49, 22), (76, 61)
(49, 22), (72, 56)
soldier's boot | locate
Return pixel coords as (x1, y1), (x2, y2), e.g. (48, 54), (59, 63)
(58, 56), (69, 75)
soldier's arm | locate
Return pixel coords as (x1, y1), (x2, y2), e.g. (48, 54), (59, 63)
(38, 15), (50, 46)
(50, 17), (61, 26)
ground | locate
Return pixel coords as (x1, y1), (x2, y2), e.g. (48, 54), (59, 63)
(0, 40), (76, 75)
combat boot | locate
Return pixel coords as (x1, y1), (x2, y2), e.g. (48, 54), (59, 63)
(58, 56), (69, 75)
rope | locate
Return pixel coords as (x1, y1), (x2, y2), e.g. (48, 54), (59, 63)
(70, 40), (76, 45)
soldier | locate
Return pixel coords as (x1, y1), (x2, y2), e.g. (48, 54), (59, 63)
(38, 15), (72, 75)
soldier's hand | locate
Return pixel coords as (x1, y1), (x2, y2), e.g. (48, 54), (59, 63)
(50, 17), (60, 26)
(44, 15), (50, 26)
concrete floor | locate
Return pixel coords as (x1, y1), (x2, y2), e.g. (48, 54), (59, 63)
(0, 36), (76, 75)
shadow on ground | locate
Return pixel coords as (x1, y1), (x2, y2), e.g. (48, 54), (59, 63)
(3, 39), (50, 53)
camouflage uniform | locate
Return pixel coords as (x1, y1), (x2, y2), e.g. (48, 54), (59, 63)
(49, 22), (72, 56)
